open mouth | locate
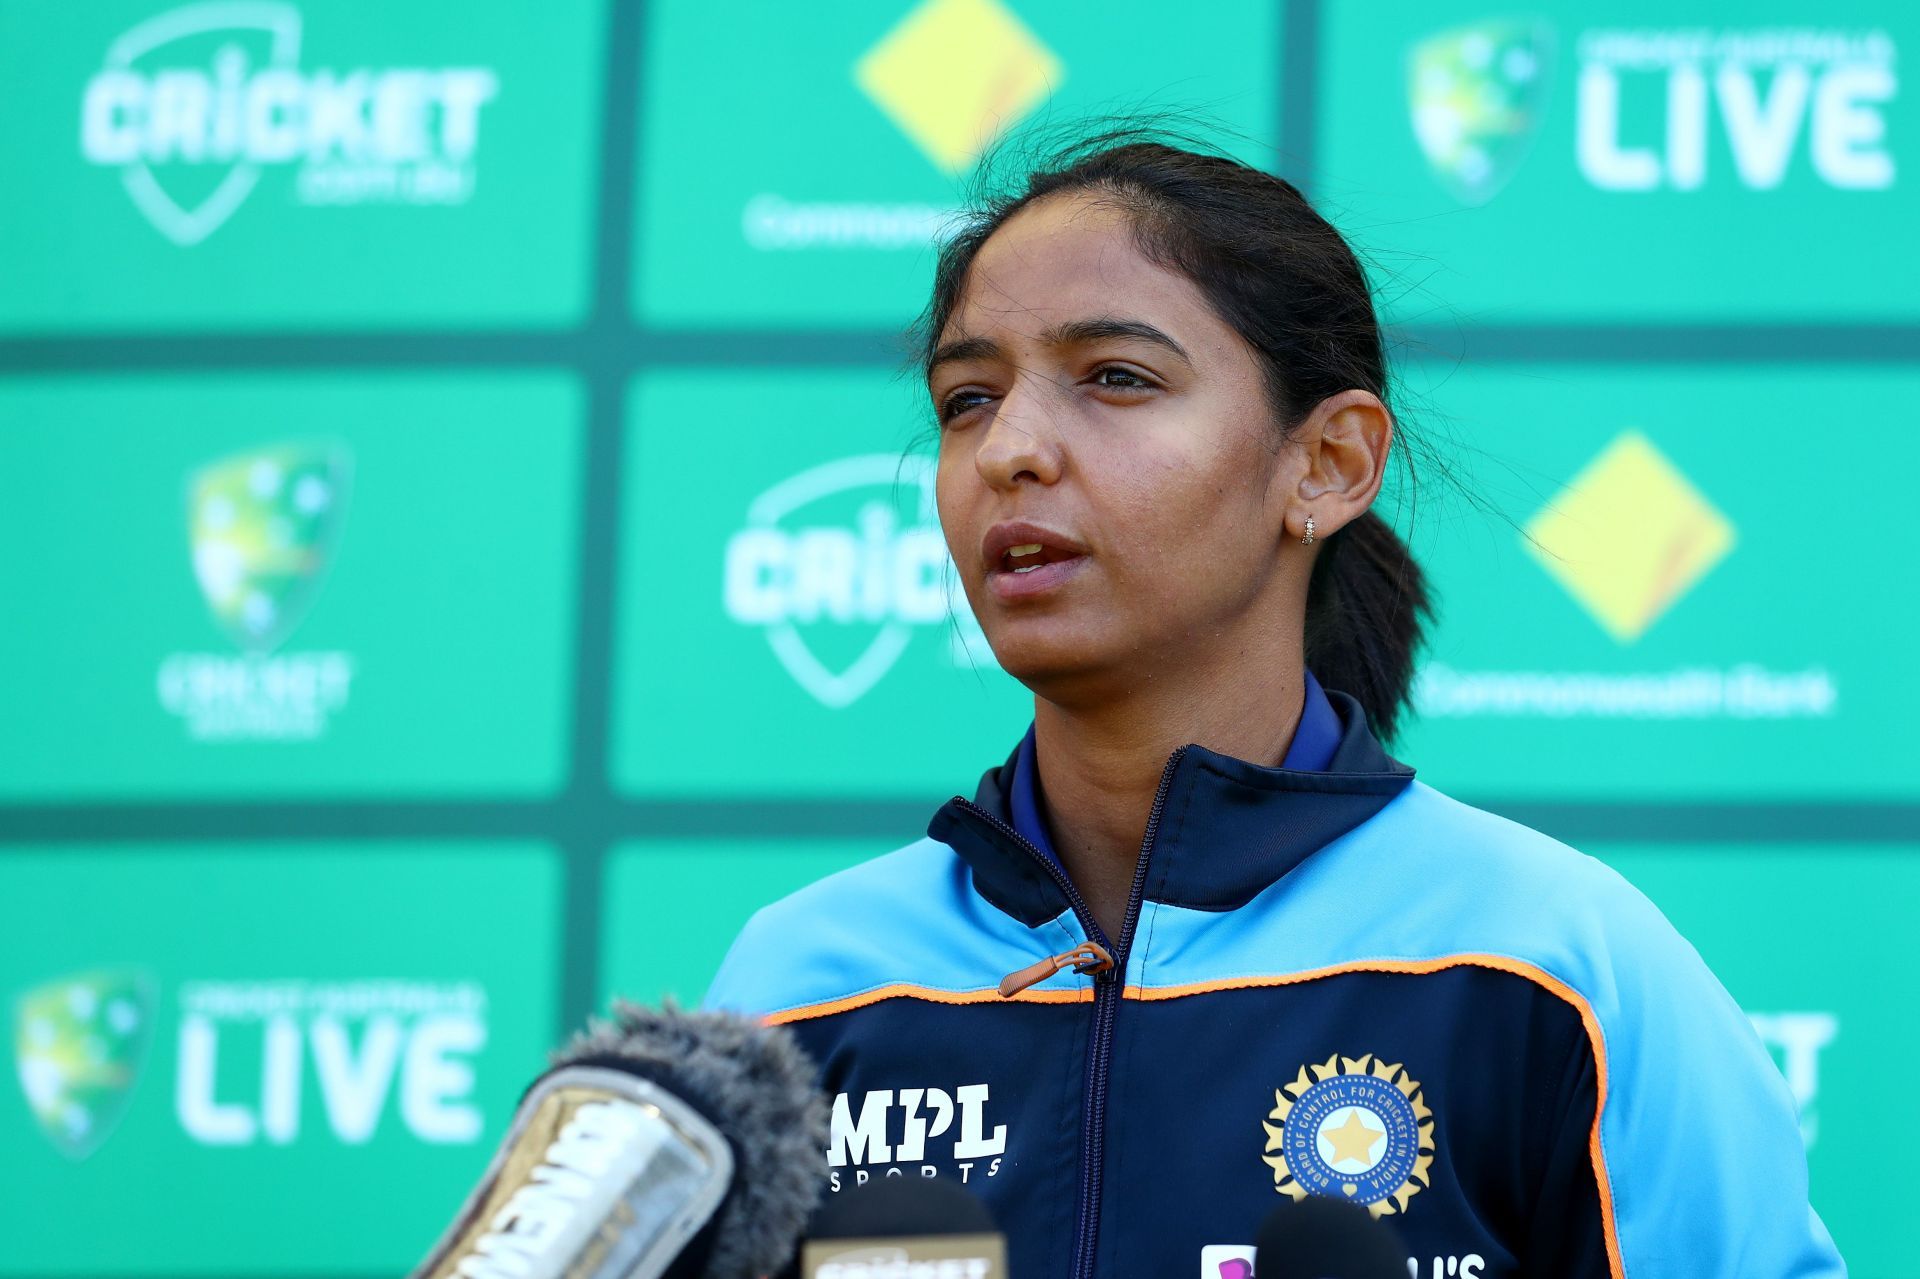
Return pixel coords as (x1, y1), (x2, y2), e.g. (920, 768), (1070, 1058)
(982, 525), (1088, 600)
(988, 548), (1085, 599)
(1000, 542), (1078, 575)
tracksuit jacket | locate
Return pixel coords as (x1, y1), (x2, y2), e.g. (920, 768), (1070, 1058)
(705, 684), (1844, 1278)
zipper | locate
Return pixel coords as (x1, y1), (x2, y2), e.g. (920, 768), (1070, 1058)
(999, 941), (1114, 998)
(957, 744), (1189, 1279)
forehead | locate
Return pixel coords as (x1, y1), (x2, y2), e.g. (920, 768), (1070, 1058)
(943, 194), (1227, 347)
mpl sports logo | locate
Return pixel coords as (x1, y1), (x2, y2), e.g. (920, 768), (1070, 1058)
(1410, 18), (1897, 202)
(724, 455), (992, 708)
(157, 440), (357, 741)
(80, 3), (500, 245)
(826, 1083), (1009, 1193)
(14, 969), (490, 1159)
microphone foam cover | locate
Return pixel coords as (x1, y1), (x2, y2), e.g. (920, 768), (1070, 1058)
(555, 1000), (827, 1279)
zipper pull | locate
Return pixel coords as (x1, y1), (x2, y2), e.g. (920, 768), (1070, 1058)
(998, 941), (1115, 998)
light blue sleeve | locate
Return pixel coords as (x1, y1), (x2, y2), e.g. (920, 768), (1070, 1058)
(699, 837), (1079, 1019)
(1137, 783), (1848, 1276)
(701, 903), (784, 1018)
(1569, 869), (1844, 1277)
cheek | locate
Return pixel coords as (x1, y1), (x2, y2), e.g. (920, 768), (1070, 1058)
(1091, 433), (1272, 577)
(934, 456), (979, 567)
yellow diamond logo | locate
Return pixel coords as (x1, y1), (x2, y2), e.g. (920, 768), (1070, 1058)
(1523, 430), (1736, 643)
(855, 0), (1063, 174)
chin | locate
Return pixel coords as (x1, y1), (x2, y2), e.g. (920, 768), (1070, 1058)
(983, 625), (1122, 701)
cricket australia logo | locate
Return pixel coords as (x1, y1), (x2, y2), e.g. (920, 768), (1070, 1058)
(724, 455), (985, 708)
(157, 440), (356, 741)
(81, 3), (499, 245)
(1408, 19), (1554, 205)
(14, 971), (156, 1160)
(1264, 1053), (1435, 1218)
(187, 440), (350, 654)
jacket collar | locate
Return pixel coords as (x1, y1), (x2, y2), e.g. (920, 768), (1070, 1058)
(926, 688), (1416, 928)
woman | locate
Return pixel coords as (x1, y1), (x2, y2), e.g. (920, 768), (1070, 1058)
(706, 136), (1842, 1278)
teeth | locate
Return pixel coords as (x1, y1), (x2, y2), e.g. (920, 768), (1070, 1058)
(1013, 565), (1039, 574)
(1007, 543), (1043, 558)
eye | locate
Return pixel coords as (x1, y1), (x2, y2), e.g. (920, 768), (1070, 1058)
(937, 388), (994, 424)
(1089, 365), (1158, 393)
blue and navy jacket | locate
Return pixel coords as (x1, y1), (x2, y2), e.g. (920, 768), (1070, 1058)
(706, 686), (1844, 1278)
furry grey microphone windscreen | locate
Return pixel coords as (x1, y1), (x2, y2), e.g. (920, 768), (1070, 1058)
(554, 1001), (828, 1279)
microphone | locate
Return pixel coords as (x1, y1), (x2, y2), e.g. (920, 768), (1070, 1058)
(1250, 1197), (1410, 1279)
(800, 1178), (1009, 1279)
(410, 1001), (827, 1279)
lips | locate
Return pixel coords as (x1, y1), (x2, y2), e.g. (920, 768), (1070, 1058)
(982, 521), (1086, 571)
(981, 521), (1088, 600)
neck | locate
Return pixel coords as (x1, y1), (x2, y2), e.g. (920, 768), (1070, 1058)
(1031, 650), (1308, 940)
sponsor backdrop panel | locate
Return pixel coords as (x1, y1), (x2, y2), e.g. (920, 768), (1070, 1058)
(0, 0), (603, 332)
(632, 0), (1280, 329)
(0, 842), (559, 1275)
(1318, 0), (1918, 323)
(0, 373), (581, 799)
(614, 368), (1029, 798)
(599, 838), (891, 1008)
(1393, 361), (1917, 799)
(1596, 844), (1914, 1278)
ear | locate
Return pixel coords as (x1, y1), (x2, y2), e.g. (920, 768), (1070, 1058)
(1286, 390), (1392, 542)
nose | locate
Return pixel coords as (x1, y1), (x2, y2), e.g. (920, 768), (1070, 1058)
(973, 373), (1065, 491)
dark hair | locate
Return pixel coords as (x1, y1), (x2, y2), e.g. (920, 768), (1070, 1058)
(918, 130), (1435, 742)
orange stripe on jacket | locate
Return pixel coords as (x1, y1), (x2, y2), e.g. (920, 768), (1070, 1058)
(763, 982), (1092, 1025)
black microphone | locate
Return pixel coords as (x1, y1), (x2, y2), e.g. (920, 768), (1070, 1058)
(800, 1178), (1009, 1279)
(1252, 1197), (1410, 1279)
(410, 1001), (826, 1279)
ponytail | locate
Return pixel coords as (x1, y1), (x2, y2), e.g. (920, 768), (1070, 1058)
(1304, 511), (1432, 743)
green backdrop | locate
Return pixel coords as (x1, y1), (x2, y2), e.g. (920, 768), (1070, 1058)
(1, 0), (1911, 1274)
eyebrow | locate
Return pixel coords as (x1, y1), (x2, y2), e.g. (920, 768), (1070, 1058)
(928, 315), (1192, 374)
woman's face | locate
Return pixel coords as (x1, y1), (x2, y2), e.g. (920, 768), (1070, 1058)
(931, 193), (1306, 700)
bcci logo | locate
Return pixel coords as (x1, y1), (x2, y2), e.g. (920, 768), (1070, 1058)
(1408, 19), (1554, 206)
(80, 3), (499, 245)
(1264, 1053), (1435, 1219)
(724, 455), (989, 708)
(157, 440), (356, 740)
(14, 971), (156, 1161)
